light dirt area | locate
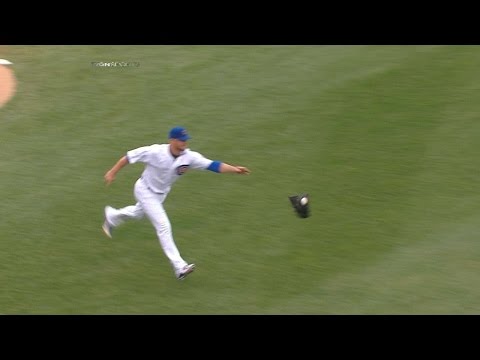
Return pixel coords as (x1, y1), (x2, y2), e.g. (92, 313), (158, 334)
(0, 64), (16, 108)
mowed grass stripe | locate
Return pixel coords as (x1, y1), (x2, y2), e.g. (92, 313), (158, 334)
(1, 46), (480, 313)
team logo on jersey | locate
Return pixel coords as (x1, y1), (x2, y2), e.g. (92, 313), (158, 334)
(176, 164), (190, 175)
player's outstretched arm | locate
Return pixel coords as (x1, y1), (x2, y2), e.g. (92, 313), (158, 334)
(104, 156), (129, 185)
(219, 163), (250, 175)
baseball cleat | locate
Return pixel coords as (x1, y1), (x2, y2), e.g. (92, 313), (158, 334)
(102, 206), (114, 238)
(102, 220), (113, 238)
(176, 263), (195, 280)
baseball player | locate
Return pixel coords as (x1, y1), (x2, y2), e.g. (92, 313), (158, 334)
(102, 126), (251, 280)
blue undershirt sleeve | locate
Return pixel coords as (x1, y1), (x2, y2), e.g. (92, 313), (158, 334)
(207, 161), (222, 173)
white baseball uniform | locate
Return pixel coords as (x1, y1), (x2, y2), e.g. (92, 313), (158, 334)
(105, 143), (215, 275)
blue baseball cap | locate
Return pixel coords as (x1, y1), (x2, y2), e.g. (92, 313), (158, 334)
(169, 126), (191, 141)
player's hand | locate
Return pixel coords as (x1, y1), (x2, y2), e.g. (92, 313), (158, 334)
(104, 171), (116, 186)
(236, 166), (250, 175)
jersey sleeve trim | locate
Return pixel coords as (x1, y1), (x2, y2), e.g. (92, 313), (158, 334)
(207, 161), (222, 173)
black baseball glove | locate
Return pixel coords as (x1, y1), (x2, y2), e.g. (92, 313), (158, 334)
(289, 194), (310, 218)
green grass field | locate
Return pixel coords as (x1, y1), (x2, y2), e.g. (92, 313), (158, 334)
(1, 45), (480, 314)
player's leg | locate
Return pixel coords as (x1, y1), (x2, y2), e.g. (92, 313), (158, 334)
(106, 203), (144, 227)
(134, 180), (190, 277)
(103, 179), (146, 238)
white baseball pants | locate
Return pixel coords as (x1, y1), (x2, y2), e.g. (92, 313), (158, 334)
(107, 177), (188, 273)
